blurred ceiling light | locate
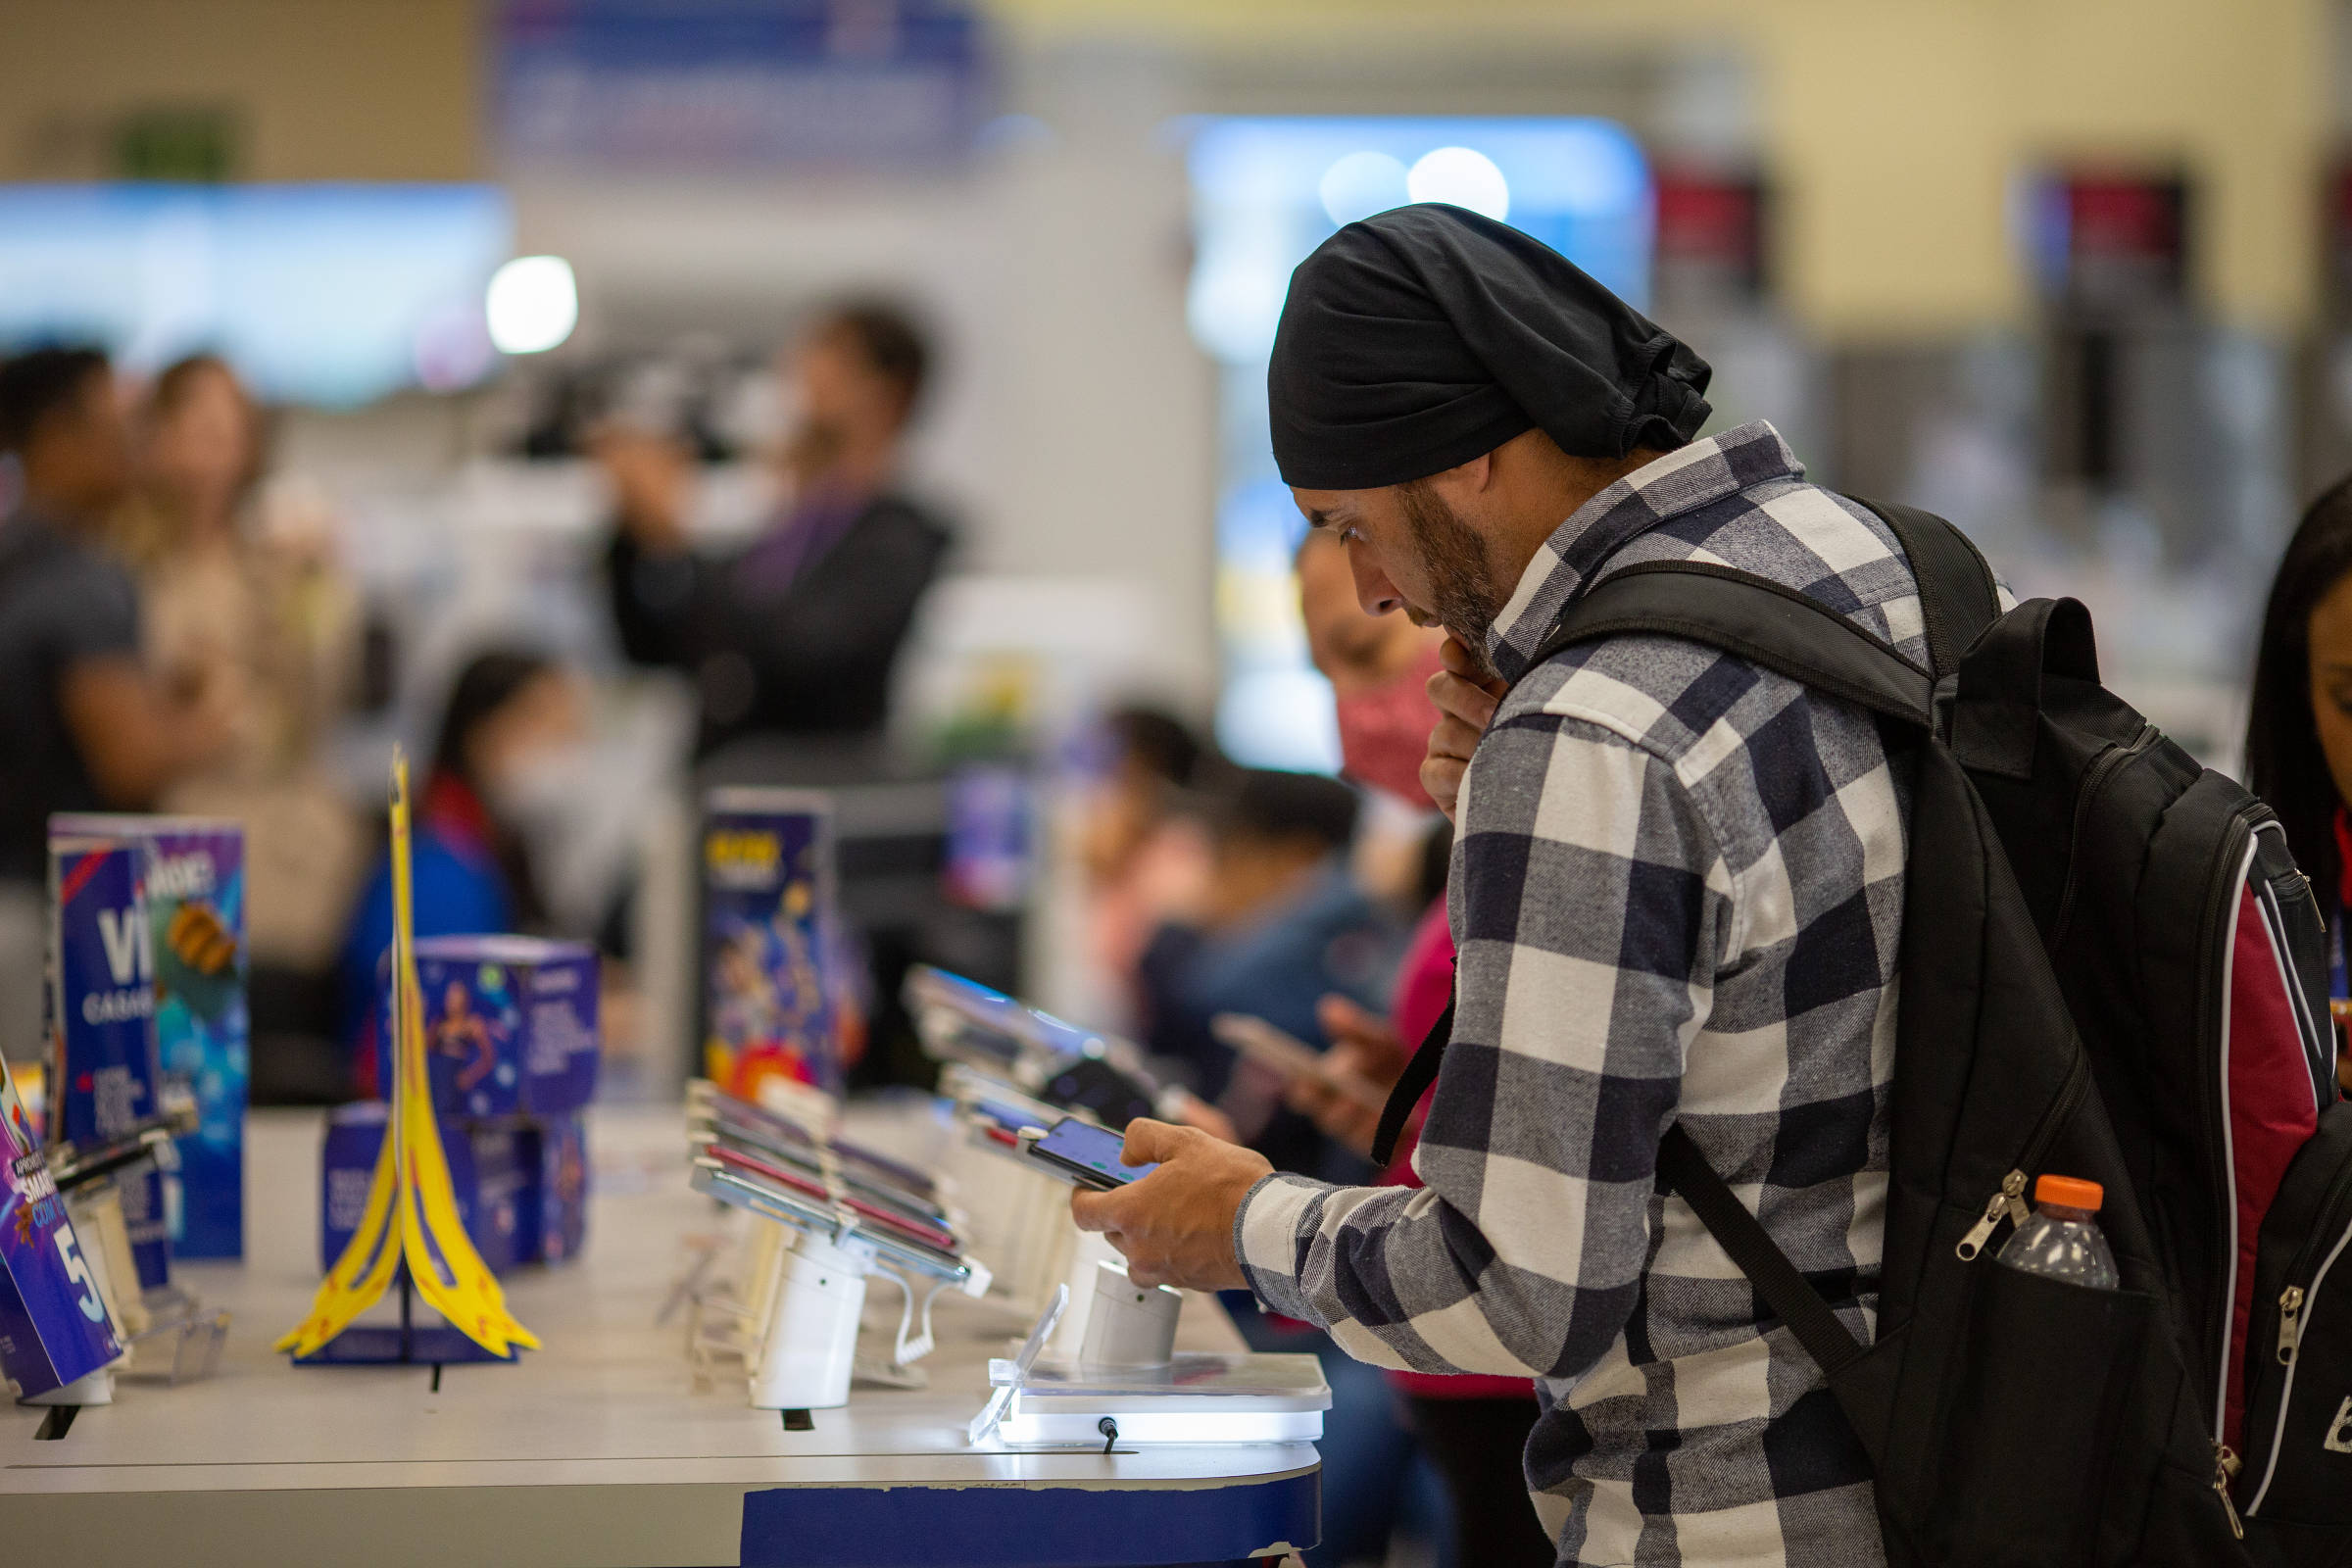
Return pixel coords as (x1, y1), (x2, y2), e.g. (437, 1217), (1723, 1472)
(1318, 150), (1410, 226)
(1406, 147), (1509, 221)
(486, 255), (577, 355)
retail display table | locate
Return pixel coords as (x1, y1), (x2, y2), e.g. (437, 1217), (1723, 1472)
(0, 1104), (1318, 1567)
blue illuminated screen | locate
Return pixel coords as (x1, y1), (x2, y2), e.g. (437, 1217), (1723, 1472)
(0, 183), (514, 408)
(1185, 118), (1654, 771)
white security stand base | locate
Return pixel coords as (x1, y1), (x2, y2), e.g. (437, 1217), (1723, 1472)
(22, 1366), (116, 1406)
(1078, 1259), (1181, 1369)
(747, 1229), (878, 1413)
(1050, 1228), (1125, 1358)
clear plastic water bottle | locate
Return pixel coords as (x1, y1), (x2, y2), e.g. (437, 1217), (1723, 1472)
(1995, 1174), (2120, 1289)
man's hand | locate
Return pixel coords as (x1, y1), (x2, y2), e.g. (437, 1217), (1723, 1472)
(1283, 995), (1406, 1158)
(1069, 1119), (1272, 1291)
(1423, 637), (1506, 822)
(592, 425), (695, 554)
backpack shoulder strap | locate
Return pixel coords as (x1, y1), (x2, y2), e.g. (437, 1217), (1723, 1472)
(1843, 495), (2000, 680)
(1656, 1126), (1870, 1375)
(1530, 559), (1936, 726)
(1367, 559), (1934, 1167)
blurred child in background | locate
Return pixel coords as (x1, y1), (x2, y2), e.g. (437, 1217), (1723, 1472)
(336, 649), (587, 1089)
(1075, 706), (1217, 1027)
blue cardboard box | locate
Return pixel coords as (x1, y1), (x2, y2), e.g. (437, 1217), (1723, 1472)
(0, 1054), (123, 1398)
(514, 1113), (588, 1265)
(54, 814), (248, 1261)
(319, 1104), (524, 1276)
(378, 936), (600, 1120)
(46, 833), (172, 1294)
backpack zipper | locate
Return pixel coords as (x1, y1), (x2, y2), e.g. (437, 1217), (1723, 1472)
(2242, 1148), (2352, 1515)
(2276, 1285), (2304, 1363)
(2049, 724), (2161, 950)
(1955, 1049), (2092, 1260)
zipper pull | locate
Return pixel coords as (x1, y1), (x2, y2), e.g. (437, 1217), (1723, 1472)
(2278, 1285), (2306, 1365)
(1955, 1171), (2028, 1261)
(2001, 1168), (2033, 1228)
(2214, 1443), (2244, 1539)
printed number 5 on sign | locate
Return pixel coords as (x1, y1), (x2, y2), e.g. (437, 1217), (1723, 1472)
(54, 1230), (105, 1321)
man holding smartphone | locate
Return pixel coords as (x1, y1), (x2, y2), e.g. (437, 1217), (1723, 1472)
(1073, 204), (1910, 1567)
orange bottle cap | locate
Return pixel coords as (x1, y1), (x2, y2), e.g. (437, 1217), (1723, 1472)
(2035, 1174), (2103, 1211)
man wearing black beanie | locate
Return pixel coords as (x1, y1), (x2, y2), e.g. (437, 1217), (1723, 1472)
(1076, 204), (1922, 1566)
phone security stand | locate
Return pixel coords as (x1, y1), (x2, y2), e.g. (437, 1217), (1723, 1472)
(690, 1156), (990, 1418)
(747, 1228), (876, 1413)
(1078, 1259), (1181, 1369)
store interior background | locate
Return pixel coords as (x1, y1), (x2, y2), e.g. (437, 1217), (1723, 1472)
(1, 0), (2339, 1090)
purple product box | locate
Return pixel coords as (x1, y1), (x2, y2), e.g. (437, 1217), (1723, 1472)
(46, 834), (172, 1294)
(0, 1054), (123, 1399)
(700, 789), (838, 1100)
(378, 936), (600, 1120)
(514, 1113), (588, 1265)
(318, 1104), (524, 1276)
(53, 815), (248, 1261)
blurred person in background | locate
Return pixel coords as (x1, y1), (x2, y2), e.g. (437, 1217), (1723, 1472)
(2244, 473), (2352, 1092)
(337, 649), (586, 1089)
(0, 346), (228, 1054)
(1287, 527), (1553, 1568)
(1131, 760), (1435, 1567)
(111, 355), (367, 1015)
(1136, 765), (1396, 1180)
(601, 301), (954, 763)
(1075, 706), (1216, 1023)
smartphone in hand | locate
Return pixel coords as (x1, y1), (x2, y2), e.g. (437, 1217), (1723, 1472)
(1021, 1116), (1157, 1191)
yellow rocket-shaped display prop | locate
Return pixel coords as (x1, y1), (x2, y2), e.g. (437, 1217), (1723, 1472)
(276, 754), (539, 1359)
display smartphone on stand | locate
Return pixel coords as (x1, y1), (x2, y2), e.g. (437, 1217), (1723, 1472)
(1018, 1118), (1157, 1192)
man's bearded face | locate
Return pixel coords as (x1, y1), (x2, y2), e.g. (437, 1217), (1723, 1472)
(1396, 479), (1505, 677)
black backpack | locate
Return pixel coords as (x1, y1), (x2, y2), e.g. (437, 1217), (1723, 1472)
(1374, 501), (2352, 1566)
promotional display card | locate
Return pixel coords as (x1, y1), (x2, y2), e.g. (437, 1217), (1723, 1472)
(700, 789), (839, 1102)
(0, 1054), (123, 1399)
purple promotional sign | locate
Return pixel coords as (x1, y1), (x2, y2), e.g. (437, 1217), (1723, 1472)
(0, 1055), (122, 1399)
(54, 814), (249, 1260)
(47, 834), (171, 1293)
(701, 788), (838, 1102)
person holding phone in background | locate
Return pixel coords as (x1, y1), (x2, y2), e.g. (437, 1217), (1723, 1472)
(2244, 473), (2352, 1091)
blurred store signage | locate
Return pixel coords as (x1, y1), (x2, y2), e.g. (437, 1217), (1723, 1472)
(2023, 171), (2191, 316)
(495, 0), (991, 170)
(2326, 163), (2352, 313)
(1651, 167), (1767, 310)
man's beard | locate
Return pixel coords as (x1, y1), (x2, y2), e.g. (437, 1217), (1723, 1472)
(1397, 479), (1505, 677)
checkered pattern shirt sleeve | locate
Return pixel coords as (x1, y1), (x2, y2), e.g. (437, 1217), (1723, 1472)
(1237, 718), (1732, 1380)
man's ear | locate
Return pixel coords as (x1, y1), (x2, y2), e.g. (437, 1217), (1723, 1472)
(1425, 451), (1494, 502)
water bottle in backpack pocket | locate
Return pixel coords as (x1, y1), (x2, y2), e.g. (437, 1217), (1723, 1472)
(1998, 1176), (2121, 1288)
(1936, 1173), (2157, 1565)
(2236, 1102), (2352, 1564)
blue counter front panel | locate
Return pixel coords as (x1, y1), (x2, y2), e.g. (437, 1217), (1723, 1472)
(739, 1468), (1320, 1568)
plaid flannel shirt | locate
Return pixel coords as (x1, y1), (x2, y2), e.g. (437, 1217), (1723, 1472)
(1238, 420), (1940, 1567)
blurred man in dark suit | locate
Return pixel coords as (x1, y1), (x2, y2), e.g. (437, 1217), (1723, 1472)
(601, 302), (953, 760)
